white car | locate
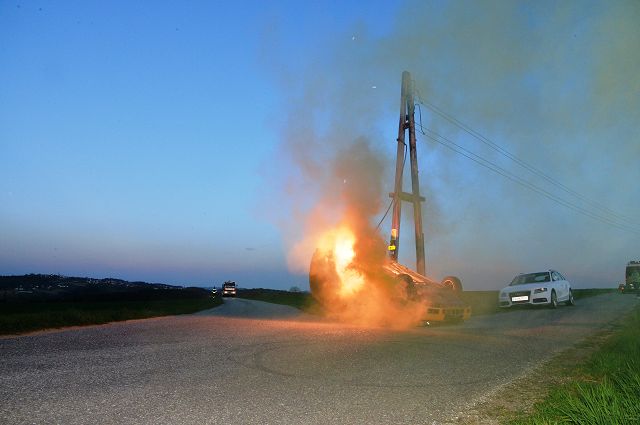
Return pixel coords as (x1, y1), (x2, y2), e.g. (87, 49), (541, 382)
(499, 270), (574, 308)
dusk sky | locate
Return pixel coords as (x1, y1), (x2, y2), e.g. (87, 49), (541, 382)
(2, 1), (638, 290)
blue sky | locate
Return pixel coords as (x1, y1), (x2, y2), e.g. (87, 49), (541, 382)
(2, 1), (639, 289)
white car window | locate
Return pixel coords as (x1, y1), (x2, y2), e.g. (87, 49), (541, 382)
(535, 273), (550, 282)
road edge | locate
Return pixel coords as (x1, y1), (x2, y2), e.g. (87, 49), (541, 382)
(446, 300), (640, 424)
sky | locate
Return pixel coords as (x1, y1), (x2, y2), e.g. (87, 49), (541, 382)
(1, 0), (638, 290)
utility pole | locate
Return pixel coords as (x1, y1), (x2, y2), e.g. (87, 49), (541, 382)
(388, 71), (426, 276)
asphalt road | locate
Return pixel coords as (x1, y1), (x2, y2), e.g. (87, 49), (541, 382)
(1, 293), (638, 425)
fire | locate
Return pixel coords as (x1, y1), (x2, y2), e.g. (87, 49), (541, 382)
(308, 221), (433, 329)
(317, 226), (365, 299)
(331, 229), (365, 298)
(281, 139), (432, 328)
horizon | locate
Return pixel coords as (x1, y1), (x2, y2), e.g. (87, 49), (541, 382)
(0, 270), (626, 291)
(2, 1), (638, 292)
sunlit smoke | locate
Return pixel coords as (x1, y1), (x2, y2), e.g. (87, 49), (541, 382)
(276, 138), (429, 328)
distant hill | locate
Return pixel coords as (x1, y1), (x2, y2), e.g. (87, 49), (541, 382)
(0, 274), (210, 303)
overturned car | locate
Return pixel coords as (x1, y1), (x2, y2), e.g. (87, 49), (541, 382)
(309, 247), (470, 325)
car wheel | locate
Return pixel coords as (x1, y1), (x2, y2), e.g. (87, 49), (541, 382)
(550, 290), (558, 309)
(441, 276), (463, 292)
(565, 289), (575, 306)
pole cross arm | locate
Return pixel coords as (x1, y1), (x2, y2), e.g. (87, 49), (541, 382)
(389, 192), (426, 203)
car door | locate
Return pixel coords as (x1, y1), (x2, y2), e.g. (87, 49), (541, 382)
(558, 271), (570, 299)
(558, 271), (570, 300)
(551, 271), (566, 301)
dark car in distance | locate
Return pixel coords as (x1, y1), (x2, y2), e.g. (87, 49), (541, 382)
(222, 281), (237, 297)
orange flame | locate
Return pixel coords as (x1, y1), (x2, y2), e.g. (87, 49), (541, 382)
(309, 222), (430, 329)
(317, 226), (365, 299)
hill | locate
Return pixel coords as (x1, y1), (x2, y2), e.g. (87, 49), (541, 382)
(0, 274), (210, 303)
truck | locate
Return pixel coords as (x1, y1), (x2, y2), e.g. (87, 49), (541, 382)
(620, 261), (640, 293)
(222, 280), (237, 297)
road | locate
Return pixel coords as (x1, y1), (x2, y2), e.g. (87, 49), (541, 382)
(1, 293), (638, 424)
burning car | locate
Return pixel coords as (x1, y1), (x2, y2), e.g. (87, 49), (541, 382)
(384, 261), (470, 322)
(308, 227), (470, 326)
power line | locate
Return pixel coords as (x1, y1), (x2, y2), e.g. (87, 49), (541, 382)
(376, 144), (407, 230)
(420, 127), (640, 234)
(375, 198), (394, 231)
(413, 92), (639, 227)
(416, 123), (640, 235)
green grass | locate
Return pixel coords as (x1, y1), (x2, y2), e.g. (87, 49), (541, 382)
(460, 291), (501, 316)
(0, 297), (222, 335)
(510, 307), (640, 424)
(572, 288), (617, 299)
(237, 289), (314, 310)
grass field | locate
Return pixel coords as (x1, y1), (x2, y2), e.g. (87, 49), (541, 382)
(460, 291), (500, 316)
(0, 297), (222, 335)
(510, 305), (640, 424)
(237, 289), (314, 310)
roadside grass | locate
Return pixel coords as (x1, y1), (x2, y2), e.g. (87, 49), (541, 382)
(572, 288), (617, 299)
(510, 306), (640, 425)
(460, 291), (501, 316)
(237, 289), (316, 311)
(0, 297), (222, 335)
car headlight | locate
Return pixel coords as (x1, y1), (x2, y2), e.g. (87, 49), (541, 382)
(533, 287), (548, 294)
(500, 292), (508, 298)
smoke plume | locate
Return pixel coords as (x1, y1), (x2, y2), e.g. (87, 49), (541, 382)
(266, 0), (640, 293)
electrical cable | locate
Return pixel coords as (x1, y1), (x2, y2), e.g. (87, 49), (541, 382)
(414, 93), (639, 226)
(376, 143), (407, 230)
(415, 124), (640, 235)
(375, 199), (394, 231)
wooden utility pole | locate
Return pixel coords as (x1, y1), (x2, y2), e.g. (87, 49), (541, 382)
(388, 71), (426, 276)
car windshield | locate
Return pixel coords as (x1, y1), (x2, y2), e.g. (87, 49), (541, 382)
(510, 272), (550, 285)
